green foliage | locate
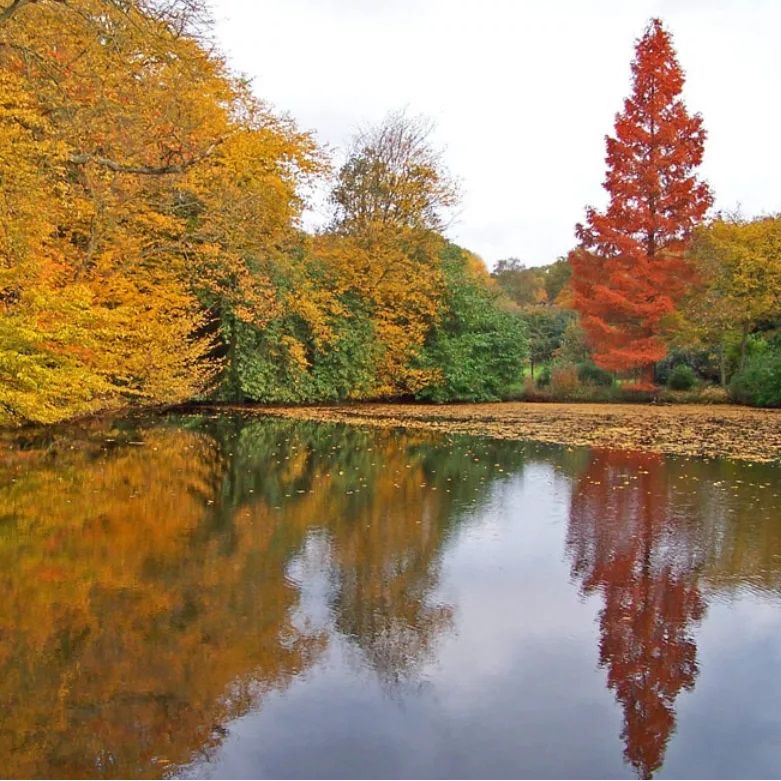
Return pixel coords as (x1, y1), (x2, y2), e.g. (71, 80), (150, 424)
(729, 344), (781, 407)
(656, 350), (721, 386)
(668, 364), (697, 391)
(578, 362), (614, 387)
(522, 307), (575, 372)
(220, 302), (380, 404)
(415, 245), (527, 402)
(554, 319), (590, 366)
(220, 237), (529, 406)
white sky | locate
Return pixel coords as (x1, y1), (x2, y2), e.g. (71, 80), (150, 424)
(209, 0), (780, 268)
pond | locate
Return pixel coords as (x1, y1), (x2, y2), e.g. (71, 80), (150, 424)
(2, 412), (781, 779)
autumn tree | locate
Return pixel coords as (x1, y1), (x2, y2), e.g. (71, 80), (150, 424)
(571, 18), (712, 385)
(0, 0), (321, 422)
(675, 215), (781, 385)
(492, 258), (571, 308)
(325, 112), (460, 396)
(330, 110), (458, 236)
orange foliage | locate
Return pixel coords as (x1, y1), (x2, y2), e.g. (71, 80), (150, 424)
(567, 449), (705, 777)
(571, 19), (712, 382)
(0, 0), (322, 424)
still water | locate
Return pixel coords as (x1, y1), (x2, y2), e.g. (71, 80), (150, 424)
(2, 412), (781, 779)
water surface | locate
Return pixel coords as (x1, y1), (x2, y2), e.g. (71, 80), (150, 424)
(2, 412), (781, 778)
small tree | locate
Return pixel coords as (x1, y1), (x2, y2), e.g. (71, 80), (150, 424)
(571, 18), (712, 386)
(330, 110), (459, 237)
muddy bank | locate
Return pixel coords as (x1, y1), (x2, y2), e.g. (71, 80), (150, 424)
(223, 402), (781, 463)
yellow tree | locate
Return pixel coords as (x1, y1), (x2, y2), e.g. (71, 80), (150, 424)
(0, 0), (323, 421)
(676, 215), (781, 383)
(326, 111), (460, 396)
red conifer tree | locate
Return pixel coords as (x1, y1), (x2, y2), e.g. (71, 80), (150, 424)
(571, 18), (712, 384)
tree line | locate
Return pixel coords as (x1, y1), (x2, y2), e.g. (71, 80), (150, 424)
(0, 0), (524, 425)
(0, 2), (778, 426)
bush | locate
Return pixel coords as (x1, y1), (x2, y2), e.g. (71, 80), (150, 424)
(668, 364), (697, 391)
(537, 365), (551, 387)
(697, 385), (730, 404)
(577, 362), (614, 387)
(551, 364), (578, 395)
(729, 349), (781, 407)
(655, 350), (718, 385)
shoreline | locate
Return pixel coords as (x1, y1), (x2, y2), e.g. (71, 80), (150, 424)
(213, 401), (781, 463)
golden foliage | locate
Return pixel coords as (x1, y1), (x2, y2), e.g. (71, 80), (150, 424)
(681, 216), (781, 345)
(0, 417), (506, 775)
(0, 0), (322, 423)
(312, 228), (445, 396)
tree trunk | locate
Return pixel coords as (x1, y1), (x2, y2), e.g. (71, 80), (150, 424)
(228, 315), (244, 402)
(719, 343), (727, 388)
(641, 363), (655, 387)
(739, 326), (749, 371)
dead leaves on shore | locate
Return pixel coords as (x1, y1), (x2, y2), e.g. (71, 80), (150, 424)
(229, 402), (781, 463)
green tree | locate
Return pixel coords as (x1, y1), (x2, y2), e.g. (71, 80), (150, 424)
(415, 245), (527, 402)
(522, 307), (575, 376)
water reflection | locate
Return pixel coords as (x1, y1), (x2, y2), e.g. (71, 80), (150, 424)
(567, 450), (705, 778)
(1, 414), (780, 778)
(0, 415), (527, 777)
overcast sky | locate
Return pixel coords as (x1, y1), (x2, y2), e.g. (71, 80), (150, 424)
(209, 0), (780, 268)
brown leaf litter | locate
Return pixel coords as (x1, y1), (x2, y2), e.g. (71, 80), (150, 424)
(222, 402), (781, 463)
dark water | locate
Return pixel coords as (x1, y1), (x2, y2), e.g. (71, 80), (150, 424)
(2, 413), (781, 779)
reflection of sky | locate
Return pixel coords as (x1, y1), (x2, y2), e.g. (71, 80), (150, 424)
(661, 597), (781, 780)
(184, 458), (781, 779)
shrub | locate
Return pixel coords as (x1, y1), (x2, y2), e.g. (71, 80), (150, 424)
(551, 365), (578, 395)
(577, 362), (614, 387)
(617, 383), (656, 401)
(697, 385), (729, 404)
(729, 349), (781, 407)
(668, 364), (697, 391)
(537, 365), (552, 387)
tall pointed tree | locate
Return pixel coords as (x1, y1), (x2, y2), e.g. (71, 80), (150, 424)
(571, 18), (712, 385)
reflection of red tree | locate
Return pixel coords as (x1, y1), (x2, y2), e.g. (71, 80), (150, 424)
(567, 450), (704, 779)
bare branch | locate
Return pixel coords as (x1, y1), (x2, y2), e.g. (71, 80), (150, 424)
(68, 137), (226, 176)
(0, 0), (65, 25)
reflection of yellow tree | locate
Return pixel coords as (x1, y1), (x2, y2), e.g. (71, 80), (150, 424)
(0, 424), (325, 778)
(0, 417), (528, 777)
(325, 438), (455, 686)
(566, 450), (704, 779)
(219, 420), (525, 687)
